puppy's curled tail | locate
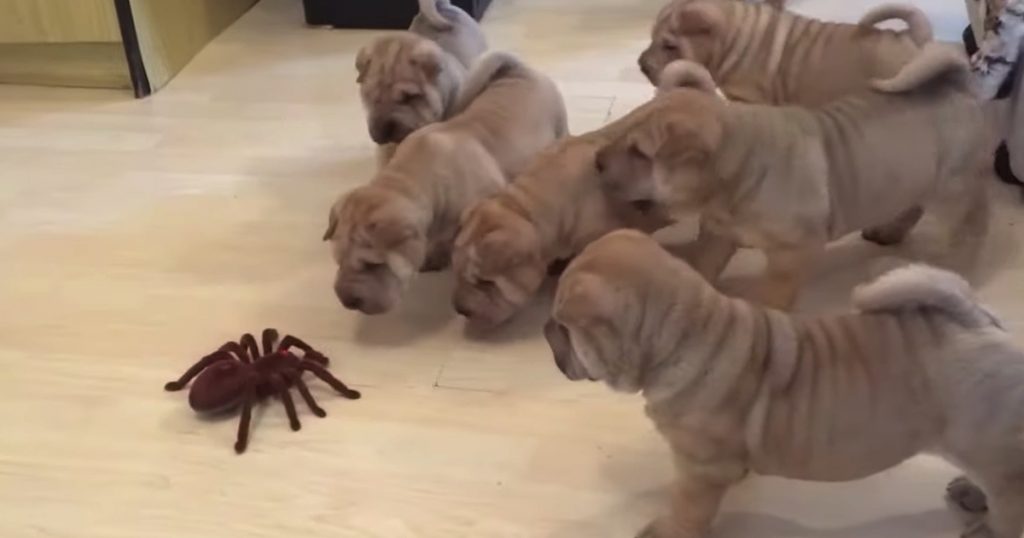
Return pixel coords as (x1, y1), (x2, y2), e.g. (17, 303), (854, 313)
(418, 0), (454, 31)
(853, 264), (1002, 330)
(453, 51), (527, 113)
(657, 60), (723, 98)
(870, 42), (969, 93)
(857, 3), (933, 47)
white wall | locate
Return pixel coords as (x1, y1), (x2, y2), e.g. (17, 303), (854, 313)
(790, 0), (968, 42)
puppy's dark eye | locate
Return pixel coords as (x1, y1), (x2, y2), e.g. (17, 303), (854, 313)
(661, 40), (678, 51)
(362, 261), (386, 272)
(398, 91), (419, 104)
(629, 144), (647, 160)
(476, 278), (498, 292)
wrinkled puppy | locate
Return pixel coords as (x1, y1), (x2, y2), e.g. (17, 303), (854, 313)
(546, 230), (1024, 538)
(597, 47), (988, 309)
(640, 0), (932, 105)
(356, 0), (487, 159)
(451, 120), (669, 328)
(326, 52), (566, 315)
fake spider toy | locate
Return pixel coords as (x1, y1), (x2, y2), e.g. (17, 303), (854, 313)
(164, 328), (360, 453)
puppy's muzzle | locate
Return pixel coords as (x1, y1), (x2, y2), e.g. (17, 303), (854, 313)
(543, 319), (594, 382)
(369, 118), (403, 145)
(638, 53), (657, 84)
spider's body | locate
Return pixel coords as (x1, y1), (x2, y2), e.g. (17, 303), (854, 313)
(164, 329), (360, 453)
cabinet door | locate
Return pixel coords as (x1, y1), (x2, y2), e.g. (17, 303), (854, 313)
(0, 0), (122, 44)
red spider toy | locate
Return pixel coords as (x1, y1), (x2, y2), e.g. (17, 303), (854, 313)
(164, 328), (360, 453)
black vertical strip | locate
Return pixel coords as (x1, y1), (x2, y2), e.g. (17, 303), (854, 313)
(113, 0), (151, 98)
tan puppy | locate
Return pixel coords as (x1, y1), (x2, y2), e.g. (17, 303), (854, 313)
(356, 0), (487, 159)
(450, 124), (670, 328)
(546, 230), (1024, 538)
(597, 48), (989, 309)
(639, 0), (932, 105)
(326, 52), (566, 314)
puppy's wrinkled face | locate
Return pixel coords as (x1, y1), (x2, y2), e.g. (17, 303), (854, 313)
(596, 92), (723, 218)
(357, 34), (449, 145)
(639, 1), (725, 85)
(451, 200), (546, 328)
(546, 233), (657, 393)
(548, 230), (713, 396)
(323, 187), (426, 315)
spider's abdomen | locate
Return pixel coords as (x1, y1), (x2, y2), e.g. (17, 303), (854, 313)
(189, 361), (248, 413)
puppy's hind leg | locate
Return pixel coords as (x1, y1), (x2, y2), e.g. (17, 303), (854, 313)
(861, 206), (924, 246)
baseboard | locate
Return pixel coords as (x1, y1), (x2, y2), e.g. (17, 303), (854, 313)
(302, 0), (493, 29)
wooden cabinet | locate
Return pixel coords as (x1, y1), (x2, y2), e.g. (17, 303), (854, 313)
(0, 0), (258, 95)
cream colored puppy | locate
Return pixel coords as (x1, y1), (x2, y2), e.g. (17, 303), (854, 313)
(356, 0), (487, 160)
(640, 0), (932, 105)
(451, 125), (669, 328)
(597, 48), (989, 309)
(546, 230), (1024, 538)
(325, 52), (566, 314)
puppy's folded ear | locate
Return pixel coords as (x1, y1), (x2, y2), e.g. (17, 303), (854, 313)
(411, 41), (444, 80)
(355, 47), (371, 83)
(654, 108), (723, 163)
(554, 273), (616, 328)
(368, 218), (419, 248)
(672, 3), (726, 36)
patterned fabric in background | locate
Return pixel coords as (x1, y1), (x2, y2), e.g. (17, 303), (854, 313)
(970, 0), (1024, 98)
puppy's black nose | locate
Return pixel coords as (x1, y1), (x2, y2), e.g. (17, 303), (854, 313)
(341, 295), (363, 311)
(370, 120), (397, 144)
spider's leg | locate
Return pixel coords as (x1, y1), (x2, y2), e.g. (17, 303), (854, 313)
(218, 341), (251, 364)
(287, 370), (327, 418)
(261, 328), (279, 357)
(234, 384), (256, 454)
(164, 350), (233, 391)
(240, 333), (260, 360)
(299, 362), (361, 400)
(279, 335), (329, 365)
(269, 373), (302, 431)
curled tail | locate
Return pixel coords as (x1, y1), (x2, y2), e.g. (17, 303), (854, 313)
(871, 42), (969, 93)
(657, 60), (724, 98)
(857, 3), (933, 47)
(418, 0), (454, 31)
(453, 51), (527, 113)
(853, 264), (1002, 330)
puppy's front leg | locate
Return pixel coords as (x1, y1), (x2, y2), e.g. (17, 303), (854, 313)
(747, 245), (822, 310)
(679, 220), (737, 282)
(637, 467), (734, 538)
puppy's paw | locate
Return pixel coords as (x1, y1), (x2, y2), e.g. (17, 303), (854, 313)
(947, 476), (989, 515)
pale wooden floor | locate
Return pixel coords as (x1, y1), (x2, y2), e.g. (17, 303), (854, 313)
(1, 1), (1023, 537)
